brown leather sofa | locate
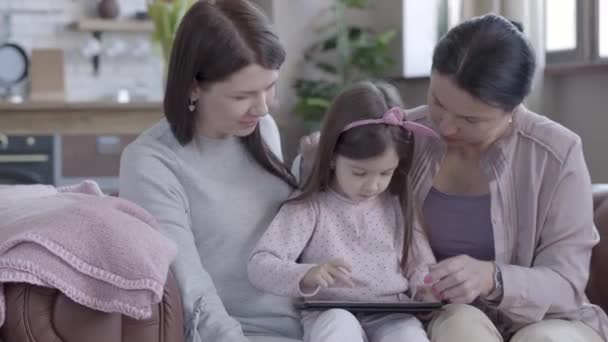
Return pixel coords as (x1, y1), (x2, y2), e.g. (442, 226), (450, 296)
(0, 187), (606, 342)
(0, 272), (184, 342)
(587, 184), (608, 313)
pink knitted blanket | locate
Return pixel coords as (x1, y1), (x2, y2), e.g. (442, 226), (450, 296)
(0, 181), (177, 327)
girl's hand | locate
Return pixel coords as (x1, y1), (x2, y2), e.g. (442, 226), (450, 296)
(425, 255), (495, 304)
(300, 258), (354, 293)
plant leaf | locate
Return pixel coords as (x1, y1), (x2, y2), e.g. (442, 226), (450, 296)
(338, 0), (368, 9)
(148, 0), (196, 64)
(292, 0), (397, 124)
(376, 30), (397, 45)
(305, 97), (332, 108)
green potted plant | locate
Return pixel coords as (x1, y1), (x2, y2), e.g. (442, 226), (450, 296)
(147, 0), (195, 66)
(294, 0), (397, 130)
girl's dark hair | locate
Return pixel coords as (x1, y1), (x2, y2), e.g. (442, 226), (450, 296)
(292, 81), (417, 269)
(164, 0), (295, 187)
(432, 14), (536, 111)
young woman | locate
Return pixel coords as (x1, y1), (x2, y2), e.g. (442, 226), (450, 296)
(119, 1), (301, 341)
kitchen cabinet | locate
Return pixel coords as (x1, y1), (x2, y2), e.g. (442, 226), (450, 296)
(0, 102), (163, 134)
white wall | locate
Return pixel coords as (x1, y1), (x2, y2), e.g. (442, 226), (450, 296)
(394, 77), (429, 108)
(1, 0), (163, 102)
(255, 0), (330, 161)
(263, 0), (385, 160)
(547, 73), (608, 183)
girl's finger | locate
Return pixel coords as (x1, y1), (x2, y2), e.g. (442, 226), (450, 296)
(327, 266), (355, 288)
(320, 271), (335, 287)
(316, 274), (330, 288)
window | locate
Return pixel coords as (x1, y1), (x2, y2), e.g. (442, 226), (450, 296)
(545, 0), (607, 64)
(437, 0), (462, 39)
(399, 0), (461, 78)
(545, 0), (577, 52)
(601, 0), (608, 57)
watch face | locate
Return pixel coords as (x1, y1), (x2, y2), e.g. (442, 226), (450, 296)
(0, 43), (29, 87)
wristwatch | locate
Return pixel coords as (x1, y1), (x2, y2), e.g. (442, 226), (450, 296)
(486, 263), (504, 304)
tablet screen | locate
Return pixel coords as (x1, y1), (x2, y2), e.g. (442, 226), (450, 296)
(295, 300), (445, 313)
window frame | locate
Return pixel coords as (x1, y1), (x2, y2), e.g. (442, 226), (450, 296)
(546, 0), (607, 65)
(596, 0), (608, 60)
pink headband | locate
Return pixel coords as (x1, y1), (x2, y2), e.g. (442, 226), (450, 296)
(342, 107), (439, 138)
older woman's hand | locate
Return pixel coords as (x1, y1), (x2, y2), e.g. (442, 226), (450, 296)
(425, 255), (495, 304)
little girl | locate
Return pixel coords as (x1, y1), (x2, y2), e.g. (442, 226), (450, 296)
(248, 81), (439, 342)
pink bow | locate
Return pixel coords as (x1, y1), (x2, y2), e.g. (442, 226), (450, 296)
(342, 107), (439, 138)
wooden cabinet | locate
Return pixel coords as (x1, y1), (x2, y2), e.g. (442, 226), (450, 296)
(61, 135), (136, 178)
(0, 102), (163, 134)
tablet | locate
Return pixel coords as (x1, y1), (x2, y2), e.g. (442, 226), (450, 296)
(295, 300), (445, 314)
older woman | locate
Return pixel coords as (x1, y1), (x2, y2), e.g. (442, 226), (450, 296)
(408, 14), (608, 342)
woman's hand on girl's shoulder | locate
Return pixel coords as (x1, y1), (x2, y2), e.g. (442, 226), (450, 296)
(299, 131), (320, 156)
(298, 132), (320, 182)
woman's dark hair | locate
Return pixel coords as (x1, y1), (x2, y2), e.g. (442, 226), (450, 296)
(292, 81), (417, 269)
(432, 14), (536, 111)
(164, 0), (295, 187)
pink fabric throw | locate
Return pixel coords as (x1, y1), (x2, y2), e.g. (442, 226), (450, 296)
(0, 180), (177, 327)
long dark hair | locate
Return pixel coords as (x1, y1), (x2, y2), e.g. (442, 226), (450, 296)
(432, 14), (536, 111)
(164, 0), (295, 187)
(292, 81), (417, 269)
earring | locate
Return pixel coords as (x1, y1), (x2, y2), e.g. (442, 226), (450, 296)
(188, 99), (196, 112)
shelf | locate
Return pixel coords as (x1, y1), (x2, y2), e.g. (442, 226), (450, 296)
(68, 18), (155, 75)
(69, 18), (154, 33)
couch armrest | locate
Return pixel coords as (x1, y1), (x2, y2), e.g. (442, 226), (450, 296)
(0, 271), (184, 342)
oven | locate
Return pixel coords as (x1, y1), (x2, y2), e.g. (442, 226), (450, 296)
(0, 134), (54, 185)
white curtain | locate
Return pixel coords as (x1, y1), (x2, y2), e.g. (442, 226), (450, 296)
(457, 0), (546, 113)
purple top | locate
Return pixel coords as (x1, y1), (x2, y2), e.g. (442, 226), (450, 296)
(422, 187), (495, 262)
